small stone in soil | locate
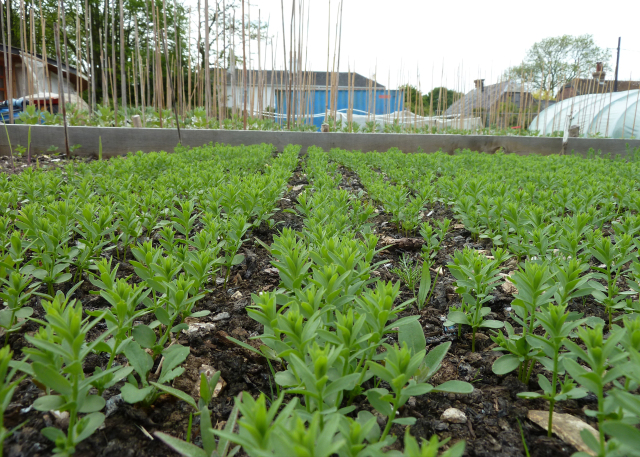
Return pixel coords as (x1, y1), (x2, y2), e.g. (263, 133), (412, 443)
(441, 407), (467, 423)
(105, 394), (124, 417)
(434, 421), (450, 430)
(185, 322), (216, 337)
(231, 291), (243, 300)
(213, 312), (230, 321)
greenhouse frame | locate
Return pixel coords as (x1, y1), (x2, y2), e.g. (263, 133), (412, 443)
(529, 90), (640, 138)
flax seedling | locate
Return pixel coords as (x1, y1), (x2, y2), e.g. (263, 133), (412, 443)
(552, 258), (596, 307)
(419, 218), (451, 260)
(212, 393), (299, 457)
(22, 292), (124, 455)
(0, 346), (28, 457)
(495, 261), (557, 382)
(446, 248), (510, 351)
(86, 259), (150, 392)
(120, 341), (189, 406)
(0, 270), (38, 344)
(222, 215), (250, 287)
(590, 234), (636, 327)
(517, 303), (587, 436)
(367, 342), (472, 440)
(564, 325), (627, 457)
(155, 372), (242, 457)
(403, 427), (465, 457)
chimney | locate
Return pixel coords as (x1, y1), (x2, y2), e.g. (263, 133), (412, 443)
(592, 62), (605, 81)
(474, 79), (485, 91)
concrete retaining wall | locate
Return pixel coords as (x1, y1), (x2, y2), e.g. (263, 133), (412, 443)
(1, 124), (639, 158)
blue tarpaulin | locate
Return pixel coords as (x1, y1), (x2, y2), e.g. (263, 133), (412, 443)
(275, 89), (403, 130)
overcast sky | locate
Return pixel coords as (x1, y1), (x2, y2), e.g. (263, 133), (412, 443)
(186, 0), (640, 92)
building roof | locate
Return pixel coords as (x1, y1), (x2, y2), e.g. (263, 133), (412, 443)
(557, 77), (640, 100)
(445, 81), (527, 116)
(220, 69), (385, 89)
(1, 45), (87, 80)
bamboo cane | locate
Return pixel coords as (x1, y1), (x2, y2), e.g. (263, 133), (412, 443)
(19, 0), (27, 111)
(59, 0), (72, 103)
(204, 0), (211, 117)
(111, 0), (118, 124)
(54, 22), (70, 157)
(119, 0), (126, 118)
(241, 0), (246, 129)
(161, 1), (181, 141)
(0, 0), (14, 129)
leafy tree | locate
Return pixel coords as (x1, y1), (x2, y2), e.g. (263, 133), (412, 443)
(504, 34), (611, 93)
(400, 85), (462, 115)
(423, 87), (462, 114)
(1, 0), (266, 108)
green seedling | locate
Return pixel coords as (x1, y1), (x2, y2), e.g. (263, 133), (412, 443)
(22, 291), (126, 455)
(564, 325), (627, 457)
(402, 427), (465, 457)
(517, 303), (588, 436)
(590, 234), (636, 327)
(367, 342), (472, 440)
(0, 346), (28, 457)
(419, 218), (451, 260)
(391, 254), (421, 297)
(446, 247), (510, 351)
(0, 270), (38, 344)
(498, 261), (557, 382)
(120, 341), (189, 406)
(155, 372), (241, 457)
(417, 257), (438, 310)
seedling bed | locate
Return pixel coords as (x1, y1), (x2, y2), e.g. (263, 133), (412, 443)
(1, 145), (639, 457)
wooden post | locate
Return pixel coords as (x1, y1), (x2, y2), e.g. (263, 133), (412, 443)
(54, 23), (70, 158)
(132, 114), (142, 127)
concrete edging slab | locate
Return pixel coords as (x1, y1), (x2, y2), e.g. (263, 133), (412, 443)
(1, 124), (639, 158)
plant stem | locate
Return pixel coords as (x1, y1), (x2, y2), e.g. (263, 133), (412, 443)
(424, 271), (439, 307)
(347, 351), (373, 406)
(598, 386), (605, 456)
(380, 397), (399, 441)
(548, 351), (559, 437)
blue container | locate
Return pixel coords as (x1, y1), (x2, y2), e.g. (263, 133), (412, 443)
(275, 89), (404, 130)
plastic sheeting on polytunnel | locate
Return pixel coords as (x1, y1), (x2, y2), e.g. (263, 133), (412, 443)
(529, 90), (640, 139)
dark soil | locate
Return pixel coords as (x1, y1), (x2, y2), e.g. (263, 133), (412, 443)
(1, 161), (610, 457)
(0, 153), (93, 175)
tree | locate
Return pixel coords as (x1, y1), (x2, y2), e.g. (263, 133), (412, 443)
(423, 87), (461, 114)
(504, 34), (611, 93)
(400, 85), (462, 115)
(1, 0), (267, 108)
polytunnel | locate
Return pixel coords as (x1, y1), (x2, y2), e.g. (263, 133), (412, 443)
(529, 90), (640, 138)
